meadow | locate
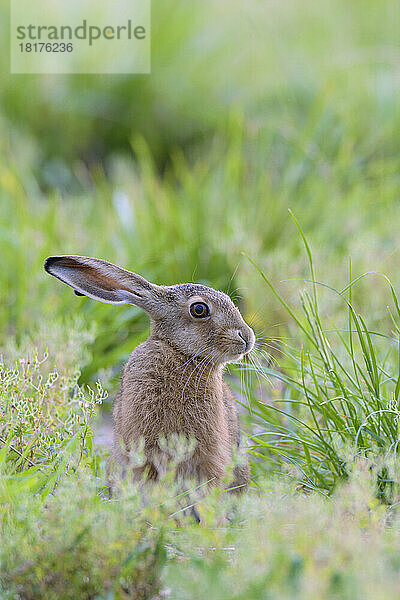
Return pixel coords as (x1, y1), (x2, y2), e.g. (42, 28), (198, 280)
(1, 0), (400, 597)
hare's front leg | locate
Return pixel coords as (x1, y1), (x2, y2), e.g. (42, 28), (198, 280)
(196, 445), (231, 490)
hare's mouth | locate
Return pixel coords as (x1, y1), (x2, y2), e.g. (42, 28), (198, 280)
(223, 342), (252, 362)
(227, 349), (250, 363)
(216, 331), (254, 362)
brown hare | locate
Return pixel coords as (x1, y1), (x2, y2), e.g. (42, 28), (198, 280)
(44, 256), (255, 495)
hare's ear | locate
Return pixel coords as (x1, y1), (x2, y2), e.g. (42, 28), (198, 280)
(44, 255), (160, 311)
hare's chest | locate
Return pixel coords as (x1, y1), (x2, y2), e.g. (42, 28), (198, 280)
(122, 370), (227, 438)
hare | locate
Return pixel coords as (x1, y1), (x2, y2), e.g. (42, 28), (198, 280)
(44, 256), (255, 494)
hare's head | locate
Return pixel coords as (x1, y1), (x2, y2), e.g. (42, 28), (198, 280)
(44, 256), (255, 365)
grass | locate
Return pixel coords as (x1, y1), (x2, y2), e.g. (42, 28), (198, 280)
(2, 1), (400, 173)
(3, 234), (400, 599)
(243, 235), (400, 495)
(3, 116), (400, 386)
(2, 331), (400, 599)
(166, 462), (400, 600)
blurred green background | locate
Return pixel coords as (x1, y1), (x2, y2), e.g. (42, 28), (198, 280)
(3, 3), (400, 596)
(1, 0), (400, 384)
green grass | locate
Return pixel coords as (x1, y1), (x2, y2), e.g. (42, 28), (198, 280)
(3, 115), (400, 385)
(2, 0), (400, 381)
(242, 229), (400, 494)
(2, 1), (400, 174)
(2, 331), (400, 599)
(166, 462), (400, 600)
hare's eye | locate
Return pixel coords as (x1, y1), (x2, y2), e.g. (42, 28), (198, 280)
(190, 302), (210, 319)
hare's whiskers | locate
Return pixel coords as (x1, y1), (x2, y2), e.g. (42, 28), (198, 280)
(175, 343), (211, 372)
(255, 348), (280, 369)
(180, 351), (214, 403)
(239, 357), (251, 409)
(245, 356), (254, 405)
(251, 353), (273, 388)
(250, 353), (274, 386)
(203, 356), (217, 405)
(177, 344), (213, 385)
(247, 354), (264, 397)
(242, 358), (250, 408)
(194, 352), (216, 406)
(178, 348), (213, 387)
(252, 346), (278, 367)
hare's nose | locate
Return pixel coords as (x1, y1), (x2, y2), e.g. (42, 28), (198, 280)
(237, 329), (255, 353)
(237, 330), (249, 352)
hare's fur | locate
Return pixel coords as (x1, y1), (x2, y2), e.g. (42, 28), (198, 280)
(114, 339), (250, 489)
(44, 256), (255, 492)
